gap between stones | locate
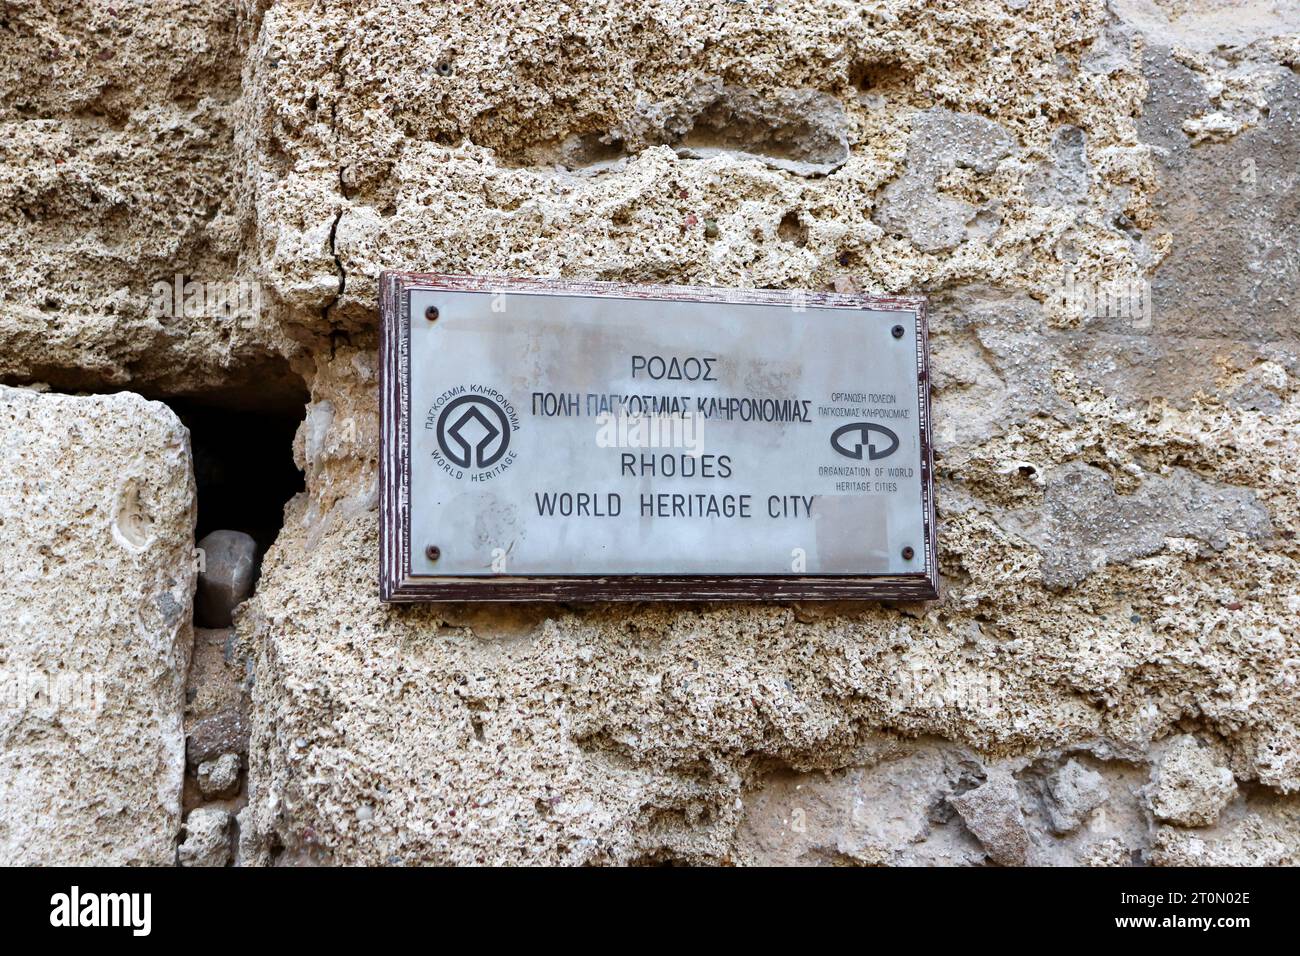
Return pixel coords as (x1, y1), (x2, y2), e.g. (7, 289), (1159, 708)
(0, 374), (307, 864)
(167, 396), (305, 866)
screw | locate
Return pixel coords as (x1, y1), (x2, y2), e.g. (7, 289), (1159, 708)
(425, 306), (440, 322)
(891, 324), (905, 339)
(901, 546), (915, 560)
(425, 545), (441, 562)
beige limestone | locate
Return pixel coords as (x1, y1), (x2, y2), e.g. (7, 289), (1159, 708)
(234, 0), (1300, 866)
(0, 0), (1298, 866)
(0, 386), (196, 865)
(178, 806), (233, 867)
(0, 1), (302, 408)
(1146, 734), (1238, 827)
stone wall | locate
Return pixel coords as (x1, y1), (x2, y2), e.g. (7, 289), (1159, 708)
(0, 387), (195, 864)
(1, 0), (1298, 865)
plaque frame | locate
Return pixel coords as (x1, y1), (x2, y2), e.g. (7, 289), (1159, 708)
(380, 272), (938, 602)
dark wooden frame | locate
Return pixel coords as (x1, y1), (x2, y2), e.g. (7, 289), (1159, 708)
(380, 272), (938, 602)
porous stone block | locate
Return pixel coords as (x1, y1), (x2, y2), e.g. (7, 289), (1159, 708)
(0, 385), (196, 865)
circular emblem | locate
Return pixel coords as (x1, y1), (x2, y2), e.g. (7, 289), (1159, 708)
(435, 395), (512, 469)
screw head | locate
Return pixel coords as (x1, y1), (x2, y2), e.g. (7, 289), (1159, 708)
(891, 324), (905, 339)
(425, 545), (441, 562)
(425, 306), (440, 322)
(901, 546), (915, 560)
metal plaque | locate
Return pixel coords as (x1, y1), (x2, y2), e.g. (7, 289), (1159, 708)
(380, 274), (937, 601)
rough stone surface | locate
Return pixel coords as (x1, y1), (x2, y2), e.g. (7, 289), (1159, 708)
(1146, 735), (1239, 828)
(1042, 759), (1108, 835)
(189, 709), (251, 769)
(224, 0), (1300, 868)
(873, 108), (1016, 252)
(195, 530), (258, 627)
(0, 1), (303, 409)
(1150, 792), (1300, 866)
(199, 753), (243, 799)
(186, 628), (245, 724)
(0, 385), (195, 865)
(2, 0), (1299, 866)
(1002, 463), (1271, 588)
(735, 739), (987, 865)
(949, 769), (1031, 865)
(178, 807), (232, 867)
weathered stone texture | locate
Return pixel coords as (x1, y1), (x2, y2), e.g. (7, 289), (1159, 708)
(2, 0), (1299, 866)
(0, 386), (195, 865)
(1146, 734), (1238, 827)
(183, 624), (251, 821)
(178, 806), (233, 867)
(949, 769), (1031, 865)
(1042, 759), (1108, 835)
(198, 753), (243, 799)
(230, 0), (1300, 867)
(0, 0), (301, 407)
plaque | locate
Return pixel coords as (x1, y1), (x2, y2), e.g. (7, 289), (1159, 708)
(380, 274), (937, 601)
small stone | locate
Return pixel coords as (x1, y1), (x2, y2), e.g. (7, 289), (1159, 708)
(187, 708), (249, 766)
(703, 219), (719, 239)
(233, 805), (257, 867)
(949, 768), (1030, 866)
(195, 530), (258, 627)
(197, 752), (241, 798)
(1043, 759), (1108, 834)
(185, 627), (243, 719)
(178, 808), (232, 867)
(1146, 735), (1237, 828)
